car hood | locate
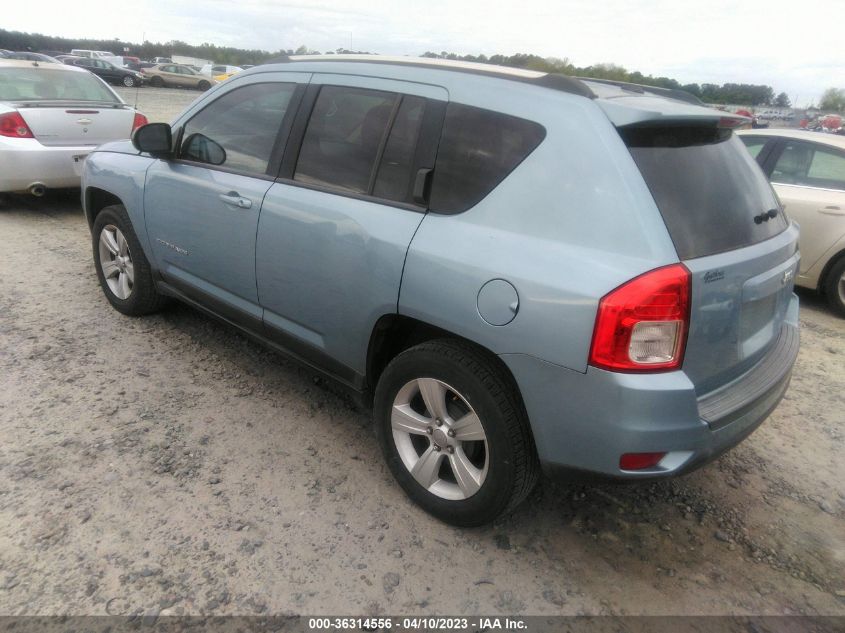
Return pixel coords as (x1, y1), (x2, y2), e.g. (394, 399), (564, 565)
(93, 139), (139, 154)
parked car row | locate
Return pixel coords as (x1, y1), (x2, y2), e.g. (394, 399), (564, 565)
(0, 59), (147, 196)
(0, 49), (239, 90)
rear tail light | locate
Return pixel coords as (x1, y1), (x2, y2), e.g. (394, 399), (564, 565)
(589, 263), (691, 372)
(0, 112), (34, 138)
(132, 112), (149, 133)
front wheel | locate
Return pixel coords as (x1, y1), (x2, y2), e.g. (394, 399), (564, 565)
(197, 80), (210, 91)
(824, 256), (845, 317)
(374, 340), (539, 526)
(149, 76), (163, 87)
(92, 204), (167, 316)
(122, 75), (136, 87)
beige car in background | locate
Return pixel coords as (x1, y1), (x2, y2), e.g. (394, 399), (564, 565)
(141, 64), (216, 90)
(739, 128), (845, 316)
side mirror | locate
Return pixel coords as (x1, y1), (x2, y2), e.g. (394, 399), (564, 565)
(181, 133), (227, 166)
(132, 122), (172, 156)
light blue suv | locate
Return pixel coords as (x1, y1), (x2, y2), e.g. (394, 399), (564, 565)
(82, 56), (800, 526)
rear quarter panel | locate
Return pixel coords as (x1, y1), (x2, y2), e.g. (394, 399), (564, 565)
(400, 83), (679, 372)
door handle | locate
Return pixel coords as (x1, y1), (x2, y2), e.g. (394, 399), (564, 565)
(818, 205), (844, 216)
(218, 192), (252, 209)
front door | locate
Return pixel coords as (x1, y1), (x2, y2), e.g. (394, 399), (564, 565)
(144, 75), (308, 325)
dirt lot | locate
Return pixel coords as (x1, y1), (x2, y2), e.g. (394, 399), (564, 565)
(0, 87), (843, 618)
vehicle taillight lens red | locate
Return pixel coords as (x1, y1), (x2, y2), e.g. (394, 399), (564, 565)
(589, 263), (691, 372)
(132, 113), (149, 132)
(0, 112), (34, 138)
(620, 452), (667, 470)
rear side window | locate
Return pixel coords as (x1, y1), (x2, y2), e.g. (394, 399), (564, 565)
(739, 136), (768, 161)
(373, 95), (425, 201)
(295, 86), (398, 194)
(771, 141), (845, 191)
(622, 126), (786, 260)
(430, 104), (545, 213)
(180, 82), (296, 175)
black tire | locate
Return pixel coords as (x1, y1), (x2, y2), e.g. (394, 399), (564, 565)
(122, 75), (136, 87)
(823, 255), (845, 317)
(149, 76), (163, 88)
(197, 80), (210, 91)
(374, 339), (539, 526)
(92, 204), (167, 316)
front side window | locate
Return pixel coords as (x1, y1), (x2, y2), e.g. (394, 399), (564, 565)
(294, 86), (398, 194)
(180, 82), (296, 175)
(429, 103), (546, 213)
(772, 141), (845, 191)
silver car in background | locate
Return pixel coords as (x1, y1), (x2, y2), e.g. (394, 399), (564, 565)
(0, 59), (148, 196)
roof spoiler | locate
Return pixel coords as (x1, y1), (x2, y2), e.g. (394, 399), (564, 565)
(576, 77), (704, 105)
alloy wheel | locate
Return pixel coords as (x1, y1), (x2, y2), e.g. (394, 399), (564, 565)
(391, 378), (489, 500)
(98, 224), (134, 300)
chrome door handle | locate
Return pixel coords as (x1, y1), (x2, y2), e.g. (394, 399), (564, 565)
(218, 192), (252, 209)
(818, 205), (844, 216)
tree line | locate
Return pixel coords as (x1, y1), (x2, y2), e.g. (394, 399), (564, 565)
(421, 52), (789, 107)
(5, 28), (838, 109)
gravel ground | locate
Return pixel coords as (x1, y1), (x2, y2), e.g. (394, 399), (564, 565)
(0, 191), (842, 618)
(114, 85), (204, 123)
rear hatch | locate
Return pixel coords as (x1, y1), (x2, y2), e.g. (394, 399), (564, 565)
(592, 84), (799, 395)
(1, 62), (134, 146)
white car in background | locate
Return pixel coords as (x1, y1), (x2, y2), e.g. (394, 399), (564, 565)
(0, 59), (148, 196)
(739, 128), (845, 315)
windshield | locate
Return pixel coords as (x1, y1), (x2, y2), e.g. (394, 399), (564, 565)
(0, 67), (121, 103)
(622, 125), (787, 260)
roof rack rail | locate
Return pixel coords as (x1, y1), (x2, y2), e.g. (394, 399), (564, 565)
(577, 77), (703, 106)
(255, 55), (596, 99)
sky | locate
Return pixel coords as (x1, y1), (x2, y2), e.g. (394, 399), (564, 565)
(6, 0), (844, 106)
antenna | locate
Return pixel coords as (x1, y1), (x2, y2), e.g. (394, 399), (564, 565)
(133, 32), (143, 110)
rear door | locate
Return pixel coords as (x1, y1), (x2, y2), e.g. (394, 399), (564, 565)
(255, 75), (447, 382)
(144, 73), (309, 326)
(766, 139), (845, 275)
(621, 124), (799, 394)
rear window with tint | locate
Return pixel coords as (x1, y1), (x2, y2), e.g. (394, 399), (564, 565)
(430, 103), (545, 213)
(622, 126), (786, 260)
(0, 67), (120, 103)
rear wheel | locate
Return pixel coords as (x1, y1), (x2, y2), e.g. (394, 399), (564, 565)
(197, 80), (210, 91)
(149, 76), (163, 88)
(824, 256), (845, 317)
(374, 339), (538, 526)
(122, 75), (136, 87)
(92, 204), (167, 316)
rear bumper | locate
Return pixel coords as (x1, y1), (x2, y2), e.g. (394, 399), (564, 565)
(502, 293), (800, 481)
(0, 137), (97, 192)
